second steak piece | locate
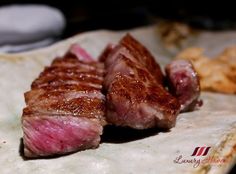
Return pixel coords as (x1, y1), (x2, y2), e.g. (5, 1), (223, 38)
(103, 34), (180, 129)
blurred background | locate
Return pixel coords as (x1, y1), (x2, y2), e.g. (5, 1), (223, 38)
(0, 0), (235, 173)
(1, 1), (236, 53)
(1, 0), (235, 33)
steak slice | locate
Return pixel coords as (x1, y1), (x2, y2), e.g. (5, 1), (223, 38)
(103, 35), (180, 129)
(165, 60), (202, 112)
(106, 75), (180, 129)
(22, 48), (106, 158)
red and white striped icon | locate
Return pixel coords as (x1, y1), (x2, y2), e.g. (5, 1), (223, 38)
(191, 147), (211, 156)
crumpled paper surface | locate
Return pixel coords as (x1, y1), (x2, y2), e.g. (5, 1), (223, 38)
(0, 26), (235, 174)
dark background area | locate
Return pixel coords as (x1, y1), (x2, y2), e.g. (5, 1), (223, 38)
(0, 0), (235, 173)
(2, 1), (236, 37)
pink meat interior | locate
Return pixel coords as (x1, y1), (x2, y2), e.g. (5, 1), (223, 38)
(22, 116), (102, 157)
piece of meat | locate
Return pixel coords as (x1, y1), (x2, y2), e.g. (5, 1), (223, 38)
(51, 56), (104, 74)
(31, 56), (104, 90)
(39, 66), (103, 78)
(103, 34), (180, 129)
(120, 34), (164, 84)
(165, 60), (202, 112)
(106, 75), (180, 129)
(69, 44), (94, 62)
(104, 51), (155, 89)
(22, 49), (106, 158)
(31, 72), (103, 89)
(99, 34), (164, 84)
(22, 116), (102, 158)
(25, 88), (104, 105)
(98, 43), (115, 62)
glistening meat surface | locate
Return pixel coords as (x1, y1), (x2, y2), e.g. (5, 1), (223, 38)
(22, 53), (106, 158)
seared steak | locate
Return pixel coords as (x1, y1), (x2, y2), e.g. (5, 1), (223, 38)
(103, 34), (180, 129)
(22, 52), (106, 157)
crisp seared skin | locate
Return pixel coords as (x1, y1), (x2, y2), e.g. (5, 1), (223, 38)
(103, 34), (180, 129)
(22, 52), (106, 158)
